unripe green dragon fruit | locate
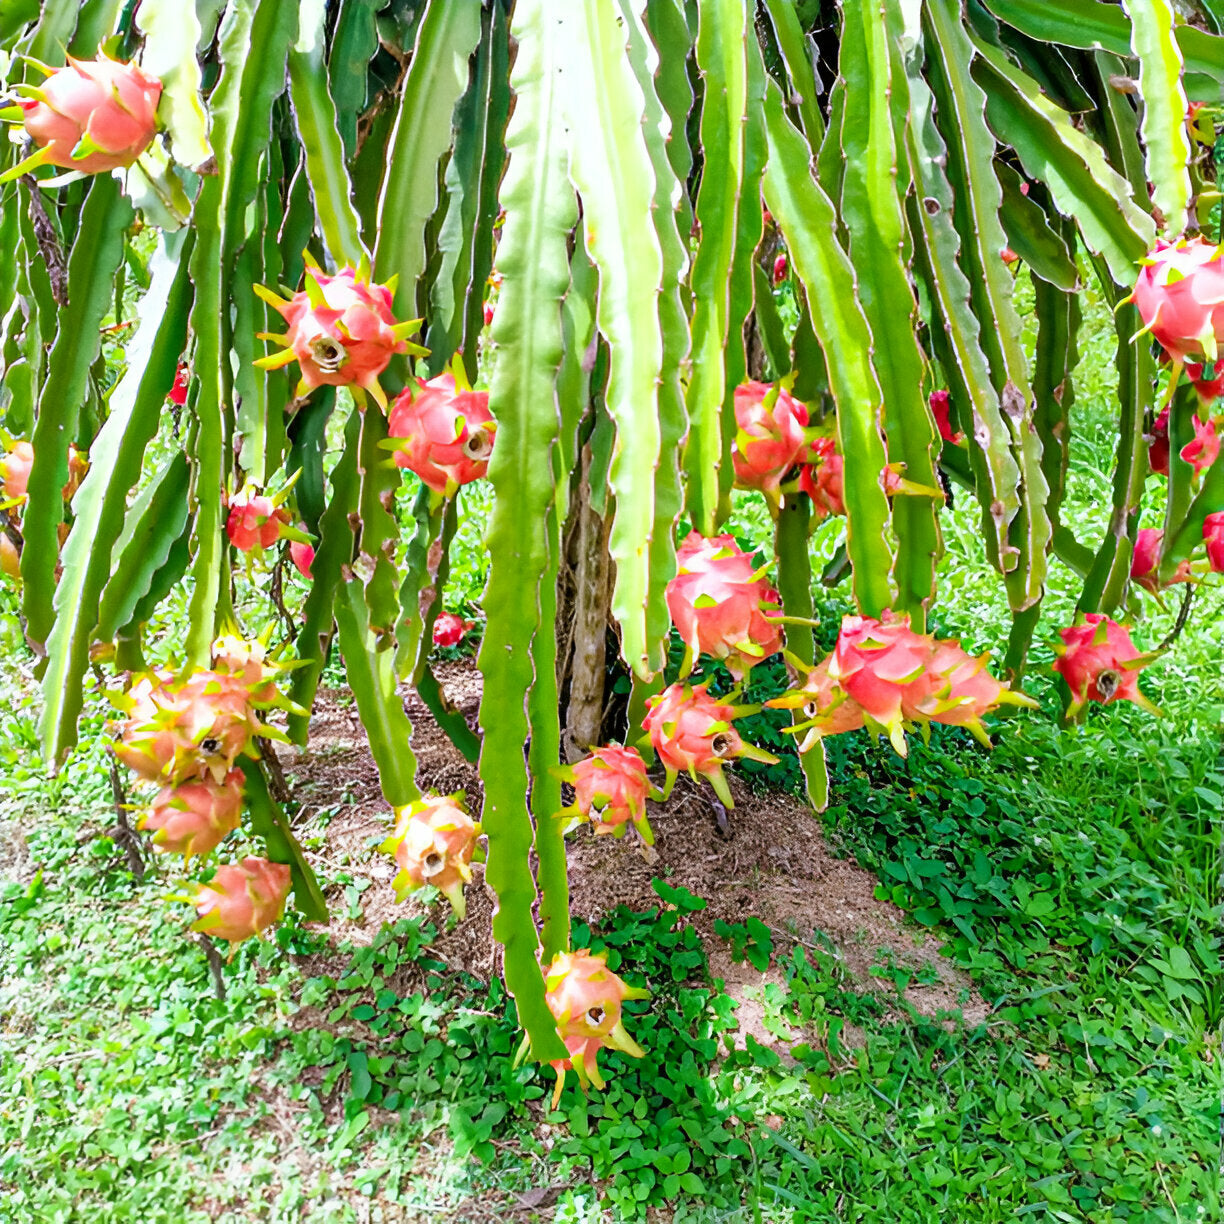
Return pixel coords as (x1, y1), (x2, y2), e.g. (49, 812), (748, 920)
(381, 794), (480, 919)
(642, 682), (777, 808)
(544, 949), (649, 1107)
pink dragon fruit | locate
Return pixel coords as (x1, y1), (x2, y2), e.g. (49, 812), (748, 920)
(544, 949), (649, 1106)
(113, 668), (261, 785)
(3, 56), (161, 179)
(0, 441), (33, 502)
(381, 794), (480, 919)
(730, 381), (809, 497)
(139, 768), (245, 861)
(0, 533), (17, 581)
(665, 532), (782, 678)
(1052, 613), (1159, 717)
(1204, 511), (1224, 572)
(189, 857), (291, 945)
(1130, 528), (1192, 594)
(798, 437), (846, 519)
(432, 611), (472, 648)
(225, 490), (288, 553)
(929, 390), (964, 444)
(1181, 415), (1220, 475)
(564, 746), (653, 843)
(254, 264), (422, 408)
(289, 538), (314, 579)
(388, 373), (496, 496)
(1149, 408), (1170, 476)
(1130, 237), (1224, 368)
(642, 682), (777, 808)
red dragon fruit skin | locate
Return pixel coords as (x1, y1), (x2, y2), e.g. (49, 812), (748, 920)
(1130, 528), (1193, 594)
(1131, 237), (1224, 367)
(0, 441), (33, 502)
(1204, 512), (1224, 572)
(1180, 415), (1220, 476)
(665, 532), (782, 679)
(1052, 613), (1159, 717)
(139, 768), (245, 861)
(289, 538), (314, 580)
(432, 611), (472, 648)
(798, 437), (846, 518)
(730, 381), (809, 497)
(1149, 408), (1171, 476)
(255, 265), (416, 408)
(388, 373), (496, 497)
(544, 949), (648, 1106)
(225, 491), (287, 553)
(189, 857), (291, 945)
(567, 745), (653, 843)
(381, 794), (480, 919)
(928, 390), (964, 444)
(14, 57), (161, 176)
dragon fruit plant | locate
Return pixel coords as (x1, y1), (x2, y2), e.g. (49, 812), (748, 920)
(730, 380), (809, 499)
(643, 682), (778, 807)
(665, 532), (782, 679)
(559, 746), (654, 844)
(381, 794), (480, 919)
(254, 259), (426, 409)
(769, 613), (1035, 757)
(543, 949), (648, 1107)
(1052, 614), (1160, 717)
(0, 55), (162, 181)
(188, 857), (292, 947)
(387, 371), (496, 497)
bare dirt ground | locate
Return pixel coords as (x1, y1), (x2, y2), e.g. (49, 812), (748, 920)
(283, 660), (987, 1041)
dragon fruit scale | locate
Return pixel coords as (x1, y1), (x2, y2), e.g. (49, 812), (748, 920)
(381, 794), (480, 919)
(730, 381), (809, 497)
(1130, 237), (1224, 370)
(544, 949), (648, 1107)
(1130, 528), (1192, 595)
(225, 489), (288, 553)
(387, 372), (496, 497)
(642, 682), (777, 808)
(564, 745), (654, 844)
(1204, 512), (1224, 572)
(254, 263), (423, 409)
(798, 437), (846, 519)
(665, 532), (782, 679)
(189, 857), (291, 945)
(1052, 613), (1160, 718)
(139, 768), (245, 861)
(2, 56), (162, 181)
(432, 610), (473, 648)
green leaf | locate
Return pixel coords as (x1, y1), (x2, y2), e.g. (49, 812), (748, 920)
(137, 0), (213, 169)
(329, 0), (380, 158)
(761, 80), (894, 617)
(40, 233), (192, 768)
(477, 0), (575, 1067)
(22, 177), (133, 653)
(762, 0), (825, 146)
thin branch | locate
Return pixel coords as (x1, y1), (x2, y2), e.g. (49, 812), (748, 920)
(21, 175), (68, 305)
(1156, 582), (1194, 653)
(197, 934), (227, 1001)
(107, 760), (145, 880)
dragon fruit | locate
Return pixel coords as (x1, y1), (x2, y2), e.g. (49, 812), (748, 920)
(1052, 613), (1159, 717)
(730, 381), (809, 497)
(225, 490), (288, 553)
(381, 794), (480, 919)
(642, 682), (777, 808)
(1181, 415), (1220, 475)
(564, 745), (653, 843)
(544, 949), (649, 1106)
(1186, 359), (1224, 401)
(388, 373), (496, 497)
(254, 264), (422, 409)
(432, 611), (472, 648)
(0, 441), (33, 502)
(1204, 512), (1224, 571)
(1130, 528), (1192, 594)
(289, 538), (314, 579)
(773, 253), (788, 285)
(665, 532), (782, 678)
(929, 390), (964, 444)
(113, 667), (261, 785)
(1149, 408), (1170, 476)
(189, 857), (291, 945)
(168, 363), (189, 406)
(3, 56), (161, 180)
(798, 437), (846, 519)
(0, 533), (17, 580)
(1130, 237), (1224, 368)
(139, 768), (245, 861)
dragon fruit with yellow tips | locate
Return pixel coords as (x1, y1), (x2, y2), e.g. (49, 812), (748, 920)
(381, 794), (480, 919)
(1052, 613), (1160, 718)
(139, 768), (245, 861)
(560, 745), (654, 843)
(1129, 237), (1224, 376)
(642, 682), (777, 808)
(188, 857), (291, 946)
(730, 380), (809, 497)
(665, 532), (782, 680)
(253, 258), (426, 409)
(543, 949), (648, 1107)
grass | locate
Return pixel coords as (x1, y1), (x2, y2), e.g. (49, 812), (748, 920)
(2, 268), (1222, 1220)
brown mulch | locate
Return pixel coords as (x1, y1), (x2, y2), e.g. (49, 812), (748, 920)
(280, 660), (987, 1035)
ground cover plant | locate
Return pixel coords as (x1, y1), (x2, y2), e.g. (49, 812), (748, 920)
(1, 0), (1223, 1220)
